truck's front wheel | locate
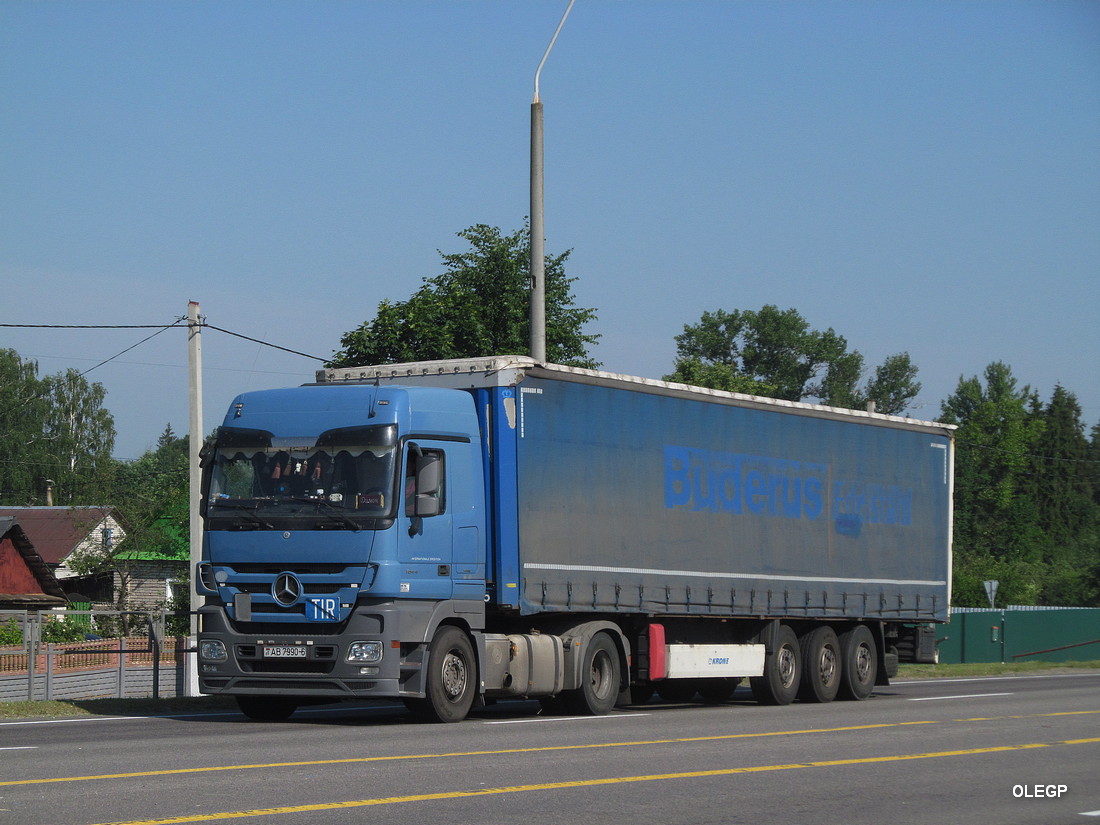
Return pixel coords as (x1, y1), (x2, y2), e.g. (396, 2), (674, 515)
(408, 625), (477, 723)
(563, 632), (620, 716)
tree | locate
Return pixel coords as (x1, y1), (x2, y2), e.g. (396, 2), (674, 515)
(863, 353), (923, 416)
(330, 224), (600, 368)
(1027, 386), (1099, 605)
(666, 306), (920, 412)
(939, 362), (1045, 605)
(72, 425), (190, 633)
(40, 368), (116, 504)
(0, 351), (116, 505)
(0, 350), (49, 503)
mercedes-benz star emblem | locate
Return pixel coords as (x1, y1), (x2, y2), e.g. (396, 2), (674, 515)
(272, 573), (302, 606)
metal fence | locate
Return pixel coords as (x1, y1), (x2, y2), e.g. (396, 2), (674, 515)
(937, 607), (1100, 664)
(0, 609), (192, 702)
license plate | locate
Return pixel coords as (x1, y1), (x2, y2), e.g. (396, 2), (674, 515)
(263, 645), (307, 658)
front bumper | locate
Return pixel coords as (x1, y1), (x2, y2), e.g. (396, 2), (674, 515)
(196, 604), (421, 699)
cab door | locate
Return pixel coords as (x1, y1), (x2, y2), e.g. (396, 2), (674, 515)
(397, 442), (453, 599)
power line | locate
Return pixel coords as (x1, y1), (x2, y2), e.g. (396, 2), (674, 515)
(78, 320), (186, 377)
(0, 324), (179, 329)
(198, 323), (327, 362)
(3, 320), (328, 364)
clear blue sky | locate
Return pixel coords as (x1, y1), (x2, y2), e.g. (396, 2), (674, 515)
(2, 1), (1098, 459)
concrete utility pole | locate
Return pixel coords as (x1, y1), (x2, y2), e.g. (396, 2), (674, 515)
(530, 0), (575, 365)
(186, 300), (203, 696)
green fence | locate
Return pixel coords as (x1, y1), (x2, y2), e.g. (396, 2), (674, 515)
(936, 607), (1100, 664)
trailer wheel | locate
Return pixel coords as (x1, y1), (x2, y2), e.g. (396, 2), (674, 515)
(837, 624), (877, 701)
(409, 625), (477, 723)
(797, 626), (841, 703)
(236, 696), (297, 721)
(563, 632), (620, 716)
(749, 624), (801, 706)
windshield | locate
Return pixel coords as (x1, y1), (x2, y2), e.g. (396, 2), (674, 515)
(205, 424), (398, 530)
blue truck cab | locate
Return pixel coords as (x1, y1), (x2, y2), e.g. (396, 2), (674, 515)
(197, 382), (492, 719)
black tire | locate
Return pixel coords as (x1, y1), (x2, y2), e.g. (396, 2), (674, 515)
(797, 626), (841, 703)
(562, 632), (620, 716)
(837, 624), (878, 701)
(410, 625), (477, 723)
(698, 677), (741, 704)
(749, 624), (801, 706)
(236, 695), (297, 721)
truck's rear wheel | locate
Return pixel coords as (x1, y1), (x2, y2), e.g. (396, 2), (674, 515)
(837, 624), (877, 701)
(563, 632), (620, 715)
(236, 696), (297, 721)
(797, 626), (841, 703)
(750, 624), (801, 706)
(408, 625), (477, 723)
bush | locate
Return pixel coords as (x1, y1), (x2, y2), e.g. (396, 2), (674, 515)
(0, 617), (22, 646)
(41, 616), (89, 644)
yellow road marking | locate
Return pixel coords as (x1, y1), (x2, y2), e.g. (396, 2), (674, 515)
(86, 737), (1100, 825)
(3, 709), (1097, 789)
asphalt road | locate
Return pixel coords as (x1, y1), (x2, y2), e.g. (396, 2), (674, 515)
(2, 672), (1098, 825)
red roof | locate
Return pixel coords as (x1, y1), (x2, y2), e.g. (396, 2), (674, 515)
(0, 517), (68, 606)
(0, 507), (115, 566)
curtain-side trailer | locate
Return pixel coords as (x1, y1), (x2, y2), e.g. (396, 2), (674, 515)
(196, 356), (952, 722)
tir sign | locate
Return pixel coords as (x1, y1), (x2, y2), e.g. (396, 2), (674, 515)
(307, 597), (339, 621)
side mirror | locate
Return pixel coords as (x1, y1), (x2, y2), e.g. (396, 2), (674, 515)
(413, 454), (442, 517)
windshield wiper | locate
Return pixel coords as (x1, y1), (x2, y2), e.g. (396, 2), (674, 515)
(287, 497), (362, 532)
(210, 501), (276, 529)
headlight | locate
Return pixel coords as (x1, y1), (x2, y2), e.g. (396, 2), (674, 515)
(199, 640), (228, 662)
(346, 641), (383, 664)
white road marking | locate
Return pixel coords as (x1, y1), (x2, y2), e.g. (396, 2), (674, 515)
(484, 713), (651, 725)
(908, 692), (1012, 701)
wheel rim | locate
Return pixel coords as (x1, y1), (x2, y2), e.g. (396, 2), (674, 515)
(441, 651), (468, 700)
(590, 649), (613, 698)
(819, 645), (838, 686)
(854, 643), (872, 683)
(777, 645), (797, 689)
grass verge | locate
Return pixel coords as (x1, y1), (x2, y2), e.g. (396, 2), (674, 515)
(896, 659), (1100, 680)
(0, 695), (238, 720)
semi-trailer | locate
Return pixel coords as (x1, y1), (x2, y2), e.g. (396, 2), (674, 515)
(196, 356), (952, 721)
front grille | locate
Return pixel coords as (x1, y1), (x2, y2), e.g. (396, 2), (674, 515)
(250, 603), (307, 617)
(234, 679), (344, 691)
(236, 582), (344, 595)
(230, 621), (348, 636)
(232, 564), (349, 575)
(244, 660), (335, 674)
